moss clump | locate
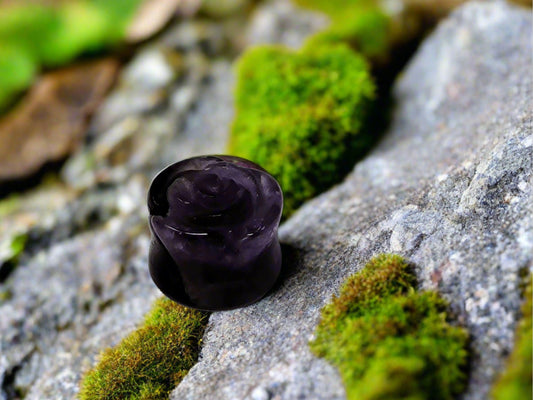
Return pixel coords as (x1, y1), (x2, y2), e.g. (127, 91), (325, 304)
(491, 277), (532, 400)
(229, 44), (375, 218)
(9, 233), (27, 260)
(0, 233), (28, 282)
(294, 0), (391, 62)
(310, 254), (469, 400)
(79, 298), (208, 400)
(0, 0), (143, 112)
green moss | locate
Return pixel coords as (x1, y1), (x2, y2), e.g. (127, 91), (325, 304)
(491, 277), (532, 400)
(9, 233), (27, 260)
(38, 2), (113, 66)
(79, 298), (209, 400)
(310, 254), (469, 400)
(0, 44), (36, 109)
(0, 232), (28, 264)
(0, 0), (142, 113)
(228, 44), (375, 218)
(294, 0), (392, 61)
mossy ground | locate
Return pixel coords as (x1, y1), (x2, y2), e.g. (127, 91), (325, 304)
(229, 44), (375, 218)
(491, 276), (532, 400)
(0, 0), (143, 112)
(310, 254), (469, 400)
(79, 298), (208, 400)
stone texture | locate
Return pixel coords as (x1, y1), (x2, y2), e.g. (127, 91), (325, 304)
(171, 2), (532, 400)
(246, 0), (328, 48)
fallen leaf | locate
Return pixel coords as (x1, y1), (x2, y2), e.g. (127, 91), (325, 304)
(0, 58), (119, 182)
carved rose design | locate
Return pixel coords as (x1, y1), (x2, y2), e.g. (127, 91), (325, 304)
(148, 155), (283, 311)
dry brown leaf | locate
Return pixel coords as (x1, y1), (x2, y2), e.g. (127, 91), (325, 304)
(0, 59), (119, 182)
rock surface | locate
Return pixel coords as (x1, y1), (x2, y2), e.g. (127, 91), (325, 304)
(246, 0), (328, 48)
(0, 1), (531, 399)
(171, 2), (532, 400)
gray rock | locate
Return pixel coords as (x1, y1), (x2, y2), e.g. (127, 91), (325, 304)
(171, 2), (532, 400)
(62, 18), (234, 192)
(89, 46), (178, 135)
(7, 218), (156, 399)
(246, 0), (328, 48)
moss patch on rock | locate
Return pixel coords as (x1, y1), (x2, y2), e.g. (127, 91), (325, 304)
(79, 298), (208, 400)
(491, 276), (532, 400)
(228, 44), (375, 218)
(310, 254), (469, 400)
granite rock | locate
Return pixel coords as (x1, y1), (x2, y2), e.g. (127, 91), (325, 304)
(171, 2), (532, 400)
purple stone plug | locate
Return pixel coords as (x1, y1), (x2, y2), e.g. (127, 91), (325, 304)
(147, 155), (283, 311)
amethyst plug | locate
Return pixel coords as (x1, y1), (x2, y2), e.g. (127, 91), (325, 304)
(147, 155), (283, 311)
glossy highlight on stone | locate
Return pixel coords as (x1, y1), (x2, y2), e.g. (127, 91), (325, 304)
(147, 155), (283, 311)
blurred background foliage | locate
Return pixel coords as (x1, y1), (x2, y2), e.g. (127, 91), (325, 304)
(0, 0), (143, 112)
(1, 0), (529, 115)
(296, 0), (391, 61)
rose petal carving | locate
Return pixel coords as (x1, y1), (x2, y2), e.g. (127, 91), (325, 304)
(148, 155), (283, 311)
